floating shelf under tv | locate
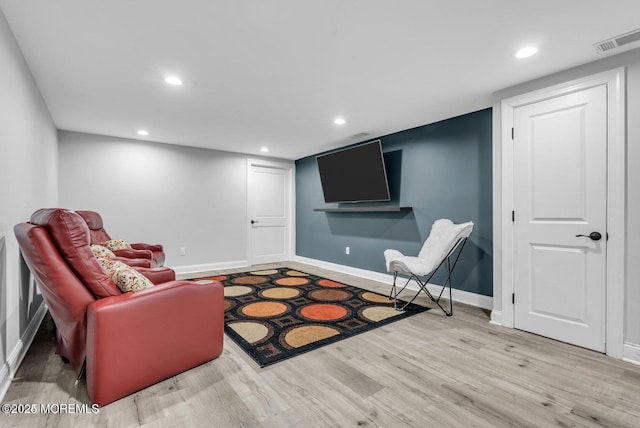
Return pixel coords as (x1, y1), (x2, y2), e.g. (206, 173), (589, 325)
(313, 206), (413, 213)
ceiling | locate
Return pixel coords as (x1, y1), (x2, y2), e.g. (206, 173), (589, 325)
(1, 1), (639, 160)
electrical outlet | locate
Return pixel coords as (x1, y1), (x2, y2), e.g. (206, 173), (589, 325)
(179, 247), (186, 256)
(345, 246), (350, 255)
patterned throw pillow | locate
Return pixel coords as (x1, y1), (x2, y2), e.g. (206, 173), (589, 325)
(111, 266), (154, 292)
(90, 244), (115, 259)
(101, 239), (132, 251)
(96, 257), (126, 274)
(96, 257), (153, 292)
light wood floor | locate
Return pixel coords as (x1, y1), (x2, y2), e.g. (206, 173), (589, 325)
(3, 261), (640, 427)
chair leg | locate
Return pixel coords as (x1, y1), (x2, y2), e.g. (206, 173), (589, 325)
(393, 274), (430, 311)
(425, 256), (454, 316)
(447, 258), (453, 316)
(389, 272), (397, 309)
(390, 272), (420, 311)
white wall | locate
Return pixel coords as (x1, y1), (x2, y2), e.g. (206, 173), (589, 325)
(491, 47), (640, 356)
(0, 9), (57, 398)
(58, 131), (293, 272)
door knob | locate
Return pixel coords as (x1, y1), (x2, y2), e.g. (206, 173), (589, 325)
(575, 232), (602, 241)
(251, 220), (258, 225)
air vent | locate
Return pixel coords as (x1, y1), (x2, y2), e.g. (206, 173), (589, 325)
(594, 27), (640, 53)
(595, 40), (617, 52)
(349, 132), (370, 140)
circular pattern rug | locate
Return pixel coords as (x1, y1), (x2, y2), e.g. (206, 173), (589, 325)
(193, 267), (429, 367)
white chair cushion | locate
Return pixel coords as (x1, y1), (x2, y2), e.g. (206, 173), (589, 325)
(384, 219), (473, 276)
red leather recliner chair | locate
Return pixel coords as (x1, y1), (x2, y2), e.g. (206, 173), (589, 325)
(14, 208), (224, 406)
(76, 210), (166, 267)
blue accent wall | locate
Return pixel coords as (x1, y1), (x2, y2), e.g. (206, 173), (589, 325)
(295, 108), (493, 296)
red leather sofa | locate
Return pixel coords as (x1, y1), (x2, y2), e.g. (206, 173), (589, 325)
(14, 208), (224, 406)
(76, 210), (166, 267)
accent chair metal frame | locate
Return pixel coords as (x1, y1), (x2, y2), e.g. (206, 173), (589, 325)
(389, 236), (469, 316)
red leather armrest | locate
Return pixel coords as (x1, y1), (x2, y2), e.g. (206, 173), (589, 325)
(131, 243), (163, 252)
(112, 248), (153, 259)
(113, 257), (152, 268)
(86, 280), (224, 406)
(134, 267), (176, 284)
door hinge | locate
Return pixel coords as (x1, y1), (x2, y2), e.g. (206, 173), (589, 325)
(511, 127), (514, 140)
(512, 293), (515, 304)
(512, 210), (515, 222)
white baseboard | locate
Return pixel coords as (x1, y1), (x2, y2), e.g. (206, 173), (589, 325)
(0, 301), (48, 403)
(171, 259), (249, 276)
(623, 342), (640, 366)
(490, 310), (503, 325)
(293, 255), (493, 310)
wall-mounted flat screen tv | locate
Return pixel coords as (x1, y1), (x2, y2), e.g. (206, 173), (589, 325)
(316, 140), (390, 203)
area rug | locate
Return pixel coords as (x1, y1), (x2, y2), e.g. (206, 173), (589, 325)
(192, 267), (429, 367)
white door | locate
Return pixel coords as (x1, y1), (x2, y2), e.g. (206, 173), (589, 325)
(513, 85), (607, 352)
(247, 161), (293, 265)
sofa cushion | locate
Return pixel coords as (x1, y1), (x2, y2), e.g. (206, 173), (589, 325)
(97, 258), (154, 292)
(101, 239), (132, 251)
(112, 266), (155, 292)
(96, 257), (124, 274)
(30, 209), (121, 298)
(90, 244), (116, 259)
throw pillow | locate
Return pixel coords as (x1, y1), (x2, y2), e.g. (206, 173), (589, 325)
(96, 257), (154, 292)
(111, 266), (154, 292)
(90, 244), (115, 259)
(96, 257), (126, 274)
(101, 239), (132, 251)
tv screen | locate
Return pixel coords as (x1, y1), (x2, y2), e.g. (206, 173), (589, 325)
(316, 140), (390, 203)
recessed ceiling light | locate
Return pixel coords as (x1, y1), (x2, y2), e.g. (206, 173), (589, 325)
(515, 46), (538, 59)
(334, 117), (346, 125)
(137, 129), (149, 136)
(164, 75), (183, 86)
(260, 147), (269, 153)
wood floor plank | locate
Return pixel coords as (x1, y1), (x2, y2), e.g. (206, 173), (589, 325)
(3, 261), (640, 427)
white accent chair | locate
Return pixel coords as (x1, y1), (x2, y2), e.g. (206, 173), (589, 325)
(384, 219), (473, 316)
